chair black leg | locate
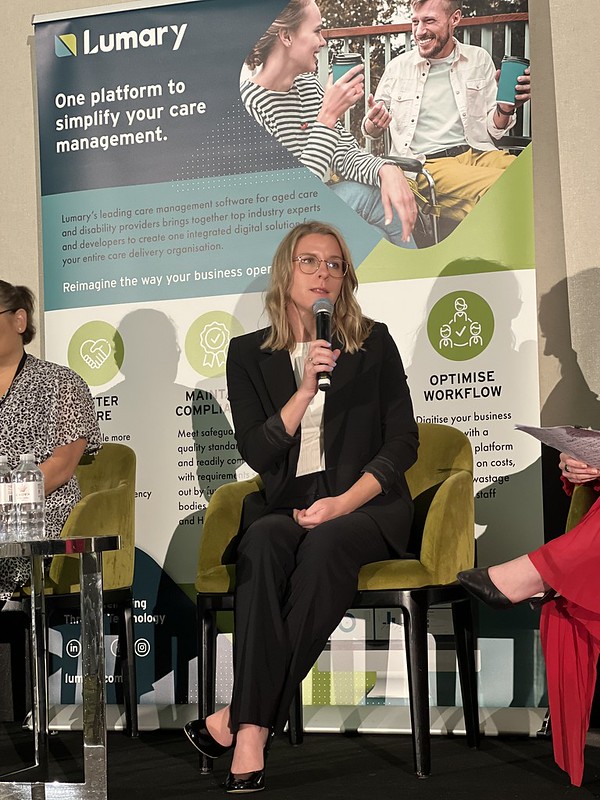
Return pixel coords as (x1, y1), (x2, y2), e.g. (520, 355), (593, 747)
(400, 593), (431, 778)
(121, 596), (138, 737)
(452, 598), (480, 748)
(537, 709), (551, 738)
(287, 685), (303, 745)
(7, 609), (29, 722)
(198, 597), (217, 775)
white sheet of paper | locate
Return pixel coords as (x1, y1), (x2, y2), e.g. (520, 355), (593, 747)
(515, 424), (600, 468)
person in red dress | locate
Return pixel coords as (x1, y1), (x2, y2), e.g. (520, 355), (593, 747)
(458, 452), (600, 786)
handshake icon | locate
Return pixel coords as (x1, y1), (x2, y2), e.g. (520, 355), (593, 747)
(80, 338), (112, 370)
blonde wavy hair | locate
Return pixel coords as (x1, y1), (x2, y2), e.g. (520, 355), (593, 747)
(262, 221), (374, 353)
(245, 0), (312, 70)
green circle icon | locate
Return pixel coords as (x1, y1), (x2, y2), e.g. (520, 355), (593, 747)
(67, 321), (124, 386)
(185, 312), (244, 377)
(427, 291), (494, 361)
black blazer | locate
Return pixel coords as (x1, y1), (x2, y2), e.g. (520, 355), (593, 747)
(226, 321), (419, 554)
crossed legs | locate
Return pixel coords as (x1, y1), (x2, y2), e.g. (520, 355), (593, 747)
(206, 510), (396, 774)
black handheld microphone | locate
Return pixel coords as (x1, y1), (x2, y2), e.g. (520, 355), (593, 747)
(312, 298), (334, 391)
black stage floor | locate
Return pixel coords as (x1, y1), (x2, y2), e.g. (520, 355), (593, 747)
(1, 724), (600, 798)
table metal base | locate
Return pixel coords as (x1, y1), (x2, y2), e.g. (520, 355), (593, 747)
(0, 536), (120, 800)
(0, 771), (105, 800)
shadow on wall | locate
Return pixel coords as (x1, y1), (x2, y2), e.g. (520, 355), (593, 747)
(538, 270), (600, 541)
(95, 308), (241, 703)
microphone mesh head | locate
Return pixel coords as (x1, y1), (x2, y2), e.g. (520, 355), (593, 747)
(312, 298), (334, 315)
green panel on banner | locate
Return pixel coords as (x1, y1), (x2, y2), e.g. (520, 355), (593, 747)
(360, 146), (535, 283)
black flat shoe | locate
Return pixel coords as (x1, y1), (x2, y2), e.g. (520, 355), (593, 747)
(184, 719), (234, 759)
(225, 769), (265, 793)
(458, 568), (556, 611)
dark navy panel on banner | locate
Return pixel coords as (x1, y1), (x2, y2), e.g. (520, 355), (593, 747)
(36, 0), (288, 195)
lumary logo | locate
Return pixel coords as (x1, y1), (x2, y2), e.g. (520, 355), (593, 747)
(55, 23), (188, 57)
(55, 34), (77, 57)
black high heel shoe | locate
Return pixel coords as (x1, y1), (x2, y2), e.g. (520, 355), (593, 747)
(224, 732), (273, 794)
(184, 718), (234, 759)
(528, 588), (557, 609)
(457, 568), (556, 610)
(224, 769), (266, 794)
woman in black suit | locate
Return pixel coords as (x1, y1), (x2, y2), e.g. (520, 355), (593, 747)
(185, 221), (418, 793)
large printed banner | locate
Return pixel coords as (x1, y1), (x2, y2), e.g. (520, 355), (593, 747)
(35, 0), (544, 717)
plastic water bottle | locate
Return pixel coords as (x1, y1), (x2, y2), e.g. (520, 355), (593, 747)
(12, 454), (45, 541)
(0, 455), (12, 541)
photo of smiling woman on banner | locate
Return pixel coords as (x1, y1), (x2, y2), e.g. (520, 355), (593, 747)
(240, 0), (418, 248)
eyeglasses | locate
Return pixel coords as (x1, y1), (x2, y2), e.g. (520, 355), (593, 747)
(292, 254), (348, 278)
(0, 309), (15, 316)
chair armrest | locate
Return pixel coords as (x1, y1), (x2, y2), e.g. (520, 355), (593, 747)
(418, 469), (474, 584)
(59, 483), (129, 540)
(565, 483), (598, 532)
(197, 478), (262, 578)
(497, 135), (531, 153)
(384, 155), (424, 173)
(48, 481), (134, 592)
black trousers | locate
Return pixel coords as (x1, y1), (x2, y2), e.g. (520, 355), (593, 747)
(229, 507), (400, 733)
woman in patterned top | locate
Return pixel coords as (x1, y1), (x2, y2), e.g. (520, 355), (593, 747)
(240, 0), (418, 248)
(0, 281), (101, 603)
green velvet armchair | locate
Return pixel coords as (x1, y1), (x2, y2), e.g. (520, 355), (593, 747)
(45, 443), (138, 736)
(565, 483), (597, 532)
(48, 443), (136, 594)
(195, 422), (478, 776)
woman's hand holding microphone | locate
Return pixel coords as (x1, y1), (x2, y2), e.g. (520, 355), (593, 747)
(299, 339), (340, 397)
(279, 339), (339, 438)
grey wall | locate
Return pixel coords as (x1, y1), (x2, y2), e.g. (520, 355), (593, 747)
(531, 0), (600, 426)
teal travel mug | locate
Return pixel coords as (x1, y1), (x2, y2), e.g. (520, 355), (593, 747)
(496, 55), (530, 105)
(331, 52), (363, 82)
